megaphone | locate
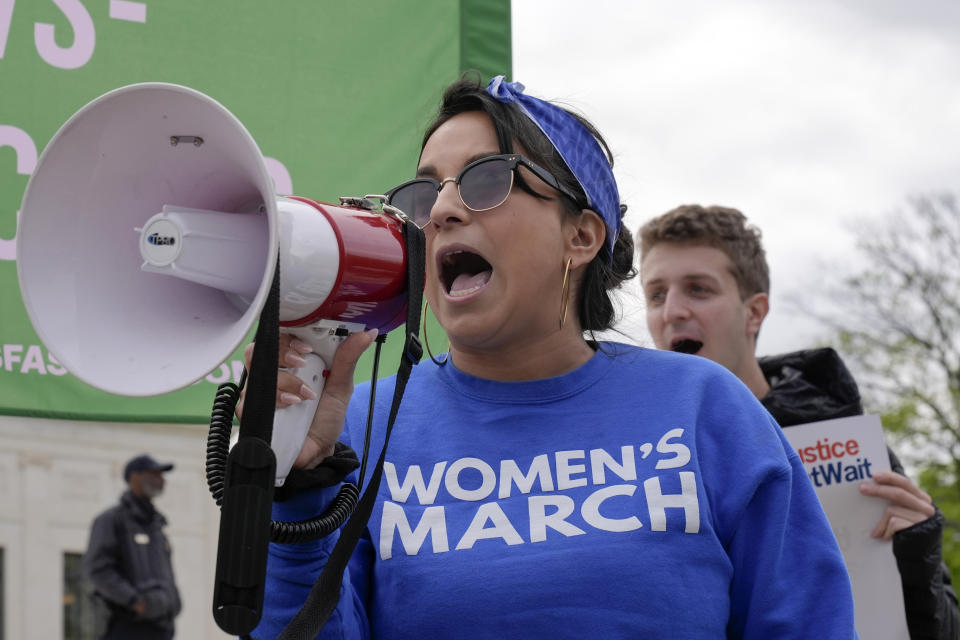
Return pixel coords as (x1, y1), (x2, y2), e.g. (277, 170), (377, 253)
(16, 83), (409, 484)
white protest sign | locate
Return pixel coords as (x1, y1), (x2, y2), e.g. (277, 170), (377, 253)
(782, 414), (908, 640)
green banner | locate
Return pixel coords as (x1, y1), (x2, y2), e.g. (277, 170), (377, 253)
(0, 0), (510, 422)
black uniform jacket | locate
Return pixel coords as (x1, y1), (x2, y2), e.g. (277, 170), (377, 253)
(83, 490), (182, 632)
(759, 347), (959, 640)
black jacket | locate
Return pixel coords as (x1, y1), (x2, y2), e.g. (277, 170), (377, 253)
(759, 347), (959, 640)
(83, 490), (182, 634)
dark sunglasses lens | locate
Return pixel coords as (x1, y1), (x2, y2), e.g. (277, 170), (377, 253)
(459, 158), (512, 211)
(390, 181), (437, 227)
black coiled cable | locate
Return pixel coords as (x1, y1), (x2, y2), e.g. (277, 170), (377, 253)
(205, 380), (236, 507)
(205, 369), (362, 544)
(269, 482), (359, 544)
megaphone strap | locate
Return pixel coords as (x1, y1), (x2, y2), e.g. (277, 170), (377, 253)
(212, 259), (282, 636)
(236, 256), (281, 444)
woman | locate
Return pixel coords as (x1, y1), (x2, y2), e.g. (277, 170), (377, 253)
(249, 75), (857, 638)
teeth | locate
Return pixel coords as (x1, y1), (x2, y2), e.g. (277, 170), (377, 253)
(442, 250), (463, 265)
(449, 283), (485, 297)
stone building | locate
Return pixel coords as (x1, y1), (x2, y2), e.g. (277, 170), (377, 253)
(0, 415), (230, 639)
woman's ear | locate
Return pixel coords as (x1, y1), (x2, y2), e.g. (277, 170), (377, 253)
(565, 209), (606, 268)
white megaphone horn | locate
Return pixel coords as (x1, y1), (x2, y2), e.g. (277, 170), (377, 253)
(16, 83), (410, 485)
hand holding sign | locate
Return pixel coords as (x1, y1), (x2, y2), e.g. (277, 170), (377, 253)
(860, 470), (936, 539)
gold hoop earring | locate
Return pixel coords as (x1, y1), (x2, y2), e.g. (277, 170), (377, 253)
(559, 257), (573, 329)
(422, 302), (449, 366)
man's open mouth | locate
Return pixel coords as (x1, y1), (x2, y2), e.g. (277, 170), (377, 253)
(671, 338), (703, 355)
(441, 249), (493, 297)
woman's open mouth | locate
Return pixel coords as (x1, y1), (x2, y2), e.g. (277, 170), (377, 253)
(440, 248), (493, 298)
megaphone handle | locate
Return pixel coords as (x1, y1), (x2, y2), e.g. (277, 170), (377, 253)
(271, 322), (363, 486)
(272, 350), (328, 486)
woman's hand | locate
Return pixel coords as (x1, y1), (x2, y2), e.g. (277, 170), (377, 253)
(860, 470), (936, 539)
(236, 329), (378, 469)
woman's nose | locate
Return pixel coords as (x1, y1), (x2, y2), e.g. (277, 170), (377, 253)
(428, 178), (469, 227)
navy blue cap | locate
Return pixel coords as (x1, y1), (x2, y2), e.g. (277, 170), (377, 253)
(123, 454), (174, 481)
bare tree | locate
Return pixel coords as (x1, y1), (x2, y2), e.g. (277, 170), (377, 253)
(805, 193), (960, 568)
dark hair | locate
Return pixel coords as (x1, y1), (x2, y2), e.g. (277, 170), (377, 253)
(422, 73), (636, 332)
(638, 204), (769, 299)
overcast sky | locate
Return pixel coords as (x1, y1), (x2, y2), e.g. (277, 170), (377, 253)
(513, 0), (960, 356)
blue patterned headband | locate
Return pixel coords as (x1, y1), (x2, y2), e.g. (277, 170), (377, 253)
(486, 75), (621, 259)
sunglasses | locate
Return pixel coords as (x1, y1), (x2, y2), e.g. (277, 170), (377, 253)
(385, 153), (582, 228)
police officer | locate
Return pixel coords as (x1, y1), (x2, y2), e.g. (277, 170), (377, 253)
(83, 454), (182, 639)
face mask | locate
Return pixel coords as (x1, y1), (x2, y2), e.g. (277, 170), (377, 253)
(141, 474), (164, 499)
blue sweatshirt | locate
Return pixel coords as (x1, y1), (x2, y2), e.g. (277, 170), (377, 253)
(254, 343), (857, 639)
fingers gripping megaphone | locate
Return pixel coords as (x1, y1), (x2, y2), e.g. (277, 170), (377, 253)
(16, 83), (409, 487)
